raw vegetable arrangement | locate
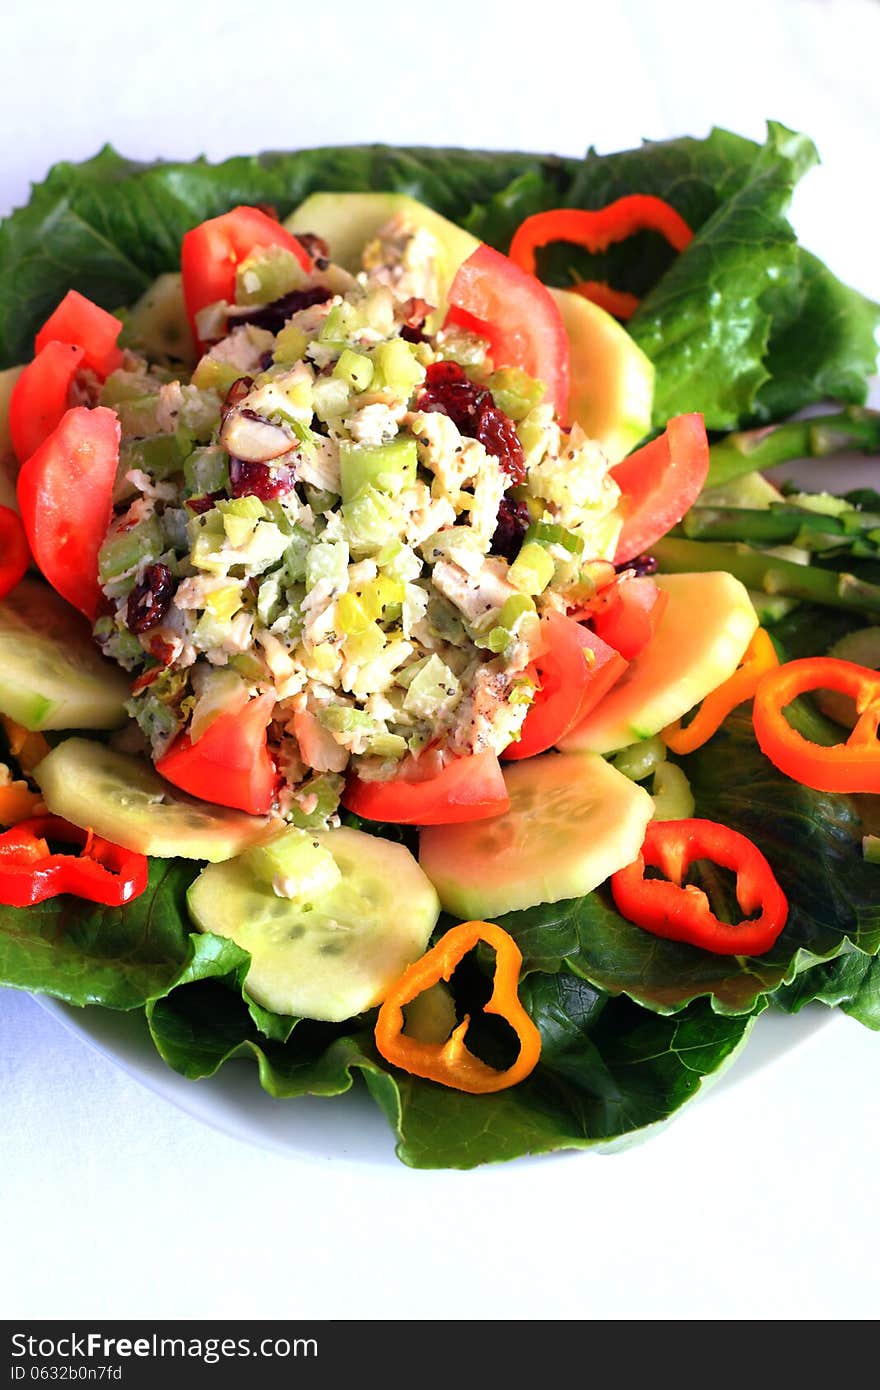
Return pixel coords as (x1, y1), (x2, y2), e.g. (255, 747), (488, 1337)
(0, 123), (878, 1169)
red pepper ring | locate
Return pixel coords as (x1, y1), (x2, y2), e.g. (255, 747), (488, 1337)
(610, 819), (788, 957)
(374, 921), (542, 1094)
(753, 657), (880, 793)
(0, 814), (149, 908)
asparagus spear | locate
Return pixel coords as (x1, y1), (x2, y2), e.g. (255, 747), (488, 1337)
(652, 536), (880, 616)
(680, 504), (880, 549)
(706, 407), (880, 490)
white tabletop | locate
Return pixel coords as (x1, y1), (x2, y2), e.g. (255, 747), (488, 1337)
(2, 0), (879, 1322)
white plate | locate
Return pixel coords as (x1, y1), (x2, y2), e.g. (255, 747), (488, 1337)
(7, 239), (873, 1174)
(29, 435), (878, 1166)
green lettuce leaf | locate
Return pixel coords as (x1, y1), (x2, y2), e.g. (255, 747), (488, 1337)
(771, 946), (880, 1030)
(146, 964), (757, 1168)
(1, 127), (875, 429)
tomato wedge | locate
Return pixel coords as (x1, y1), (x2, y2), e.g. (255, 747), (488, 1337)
(181, 206), (312, 348)
(504, 611), (628, 760)
(444, 245), (570, 419)
(610, 413), (709, 564)
(9, 342), (86, 465)
(0, 506), (29, 600)
(35, 290), (123, 380)
(16, 406), (120, 620)
(156, 695), (277, 815)
(343, 749), (509, 825)
(590, 576), (669, 660)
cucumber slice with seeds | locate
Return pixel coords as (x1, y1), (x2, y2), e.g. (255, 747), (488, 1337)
(419, 752), (653, 921)
(187, 826), (440, 1021)
(34, 738), (273, 861)
(0, 579), (129, 730)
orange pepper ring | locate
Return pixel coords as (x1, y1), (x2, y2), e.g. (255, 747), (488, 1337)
(374, 921), (542, 1094)
(753, 657), (880, 793)
(662, 627), (778, 755)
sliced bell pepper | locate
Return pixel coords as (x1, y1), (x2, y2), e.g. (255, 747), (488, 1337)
(0, 779), (44, 827)
(610, 818), (788, 957)
(374, 920), (542, 1094)
(0, 814), (149, 908)
(1, 717), (51, 777)
(752, 656), (880, 793)
(508, 196), (693, 319)
(662, 627), (779, 755)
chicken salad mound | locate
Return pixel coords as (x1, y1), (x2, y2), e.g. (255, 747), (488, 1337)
(95, 218), (625, 824)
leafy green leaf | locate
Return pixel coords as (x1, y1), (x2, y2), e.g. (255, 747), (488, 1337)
(771, 946), (880, 1030)
(147, 964), (757, 1168)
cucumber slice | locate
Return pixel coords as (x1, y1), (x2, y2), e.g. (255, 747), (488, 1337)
(34, 738), (273, 861)
(559, 572), (758, 755)
(419, 752), (653, 920)
(187, 826), (440, 1021)
(0, 579), (129, 730)
(284, 192), (479, 325)
(550, 288), (654, 465)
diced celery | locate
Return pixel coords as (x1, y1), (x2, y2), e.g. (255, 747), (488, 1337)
(218, 496), (266, 521)
(525, 521), (584, 555)
(333, 349), (374, 392)
(223, 515), (258, 548)
(339, 438), (417, 503)
(343, 487), (400, 554)
(497, 594), (536, 629)
(486, 368), (544, 421)
(100, 370), (157, 407)
(318, 705), (376, 735)
(119, 434), (187, 481)
(257, 574), (282, 627)
(369, 339), (425, 397)
(364, 730), (407, 759)
(273, 324), (309, 366)
(651, 762), (695, 821)
(239, 521), (290, 572)
(312, 376), (350, 421)
(229, 650), (267, 682)
(303, 486), (338, 516)
(377, 541), (422, 584)
(516, 410), (552, 469)
(306, 540), (349, 592)
(115, 396), (163, 437)
(612, 736), (667, 783)
(288, 773), (344, 829)
(403, 654), (460, 719)
(362, 287), (395, 337)
(184, 446), (229, 496)
(318, 302), (358, 346)
(508, 541), (556, 595)
(191, 357), (245, 396)
(282, 528), (311, 584)
(244, 826), (342, 901)
(235, 247), (305, 306)
(98, 515), (164, 583)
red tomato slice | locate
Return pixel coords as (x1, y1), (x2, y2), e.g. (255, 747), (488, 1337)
(444, 245), (570, 419)
(590, 576), (669, 660)
(16, 406), (120, 620)
(0, 506), (29, 600)
(610, 412), (709, 564)
(9, 342), (86, 464)
(343, 749), (509, 825)
(503, 611), (628, 760)
(156, 695), (277, 816)
(181, 206), (312, 348)
(35, 290), (123, 380)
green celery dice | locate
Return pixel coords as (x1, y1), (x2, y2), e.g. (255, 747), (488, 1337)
(339, 438), (417, 503)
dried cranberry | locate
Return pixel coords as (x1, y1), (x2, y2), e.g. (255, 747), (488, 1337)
(491, 497), (531, 561)
(229, 285), (333, 334)
(419, 361), (526, 485)
(185, 491), (222, 515)
(126, 564), (174, 634)
(229, 457), (296, 501)
(400, 324), (428, 344)
(617, 554), (658, 577)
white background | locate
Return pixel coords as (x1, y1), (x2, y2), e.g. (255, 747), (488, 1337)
(1, 0), (879, 1321)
